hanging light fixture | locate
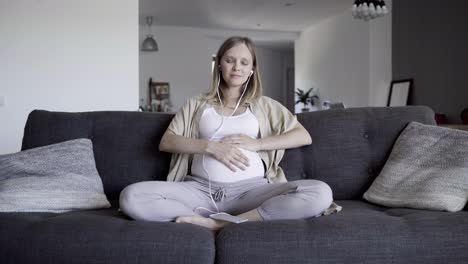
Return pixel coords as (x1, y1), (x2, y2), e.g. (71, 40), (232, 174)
(141, 16), (159, 52)
(352, 0), (388, 21)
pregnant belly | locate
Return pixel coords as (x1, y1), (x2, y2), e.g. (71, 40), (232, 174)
(191, 149), (265, 182)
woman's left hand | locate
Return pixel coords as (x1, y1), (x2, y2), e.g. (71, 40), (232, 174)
(220, 134), (261, 152)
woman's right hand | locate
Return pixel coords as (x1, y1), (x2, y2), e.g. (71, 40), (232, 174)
(206, 141), (250, 172)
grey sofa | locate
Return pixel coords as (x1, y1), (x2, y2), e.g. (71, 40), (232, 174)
(1, 106), (467, 264)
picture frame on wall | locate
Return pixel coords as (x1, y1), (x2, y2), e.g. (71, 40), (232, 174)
(149, 82), (170, 101)
(148, 81), (171, 112)
(387, 79), (413, 107)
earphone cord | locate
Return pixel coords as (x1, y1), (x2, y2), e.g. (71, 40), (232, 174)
(194, 74), (252, 215)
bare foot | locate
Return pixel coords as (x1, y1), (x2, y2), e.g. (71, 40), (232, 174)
(175, 215), (227, 231)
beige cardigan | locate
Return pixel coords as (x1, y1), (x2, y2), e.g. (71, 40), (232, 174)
(165, 95), (299, 183)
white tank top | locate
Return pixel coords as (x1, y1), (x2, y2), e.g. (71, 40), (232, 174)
(191, 106), (265, 182)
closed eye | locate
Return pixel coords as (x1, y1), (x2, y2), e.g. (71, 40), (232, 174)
(224, 57), (250, 65)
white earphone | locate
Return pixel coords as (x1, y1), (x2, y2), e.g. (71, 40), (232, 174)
(194, 68), (252, 216)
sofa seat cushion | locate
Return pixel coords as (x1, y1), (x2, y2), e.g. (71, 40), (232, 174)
(216, 200), (468, 264)
(0, 204), (215, 264)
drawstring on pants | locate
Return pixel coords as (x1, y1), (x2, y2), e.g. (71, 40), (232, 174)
(212, 186), (226, 202)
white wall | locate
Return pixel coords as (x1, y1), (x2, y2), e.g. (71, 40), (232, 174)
(295, 4), (391, 112)
(139, 26), (220, 111)
(0, 0), (139, 154)
(139, 25), (295, 111)
(369, 0), (392, 106)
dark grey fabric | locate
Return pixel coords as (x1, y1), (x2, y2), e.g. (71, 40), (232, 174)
(0, 203), (215, 264)
(21, 110), (174, 201)
(216, 200), (468, 264)
(280, 106), (436, 200)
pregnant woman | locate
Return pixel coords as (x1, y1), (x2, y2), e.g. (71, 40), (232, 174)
(119, 36), (335, 231)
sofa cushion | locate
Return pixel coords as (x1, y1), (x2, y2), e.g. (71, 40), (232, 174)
(215, 200), (468, 264)
(0, 138), (110, 212)
(0, 206), (215, 264)
(363, 122), (468, 212)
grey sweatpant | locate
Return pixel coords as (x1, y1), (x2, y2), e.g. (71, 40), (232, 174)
(119, 175), (333, 222)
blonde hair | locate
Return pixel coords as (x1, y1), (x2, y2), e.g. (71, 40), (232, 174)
(205, 36), (262, 105)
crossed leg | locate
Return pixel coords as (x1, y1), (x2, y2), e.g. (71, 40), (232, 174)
(119, 179), (333, 231)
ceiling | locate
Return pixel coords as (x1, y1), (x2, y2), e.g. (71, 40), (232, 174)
(139, 0), (351, 47)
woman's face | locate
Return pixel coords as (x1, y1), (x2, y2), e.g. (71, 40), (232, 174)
(219, 43), (254, 89)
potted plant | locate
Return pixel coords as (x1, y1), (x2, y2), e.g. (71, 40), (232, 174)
(295, 88), (319, 112)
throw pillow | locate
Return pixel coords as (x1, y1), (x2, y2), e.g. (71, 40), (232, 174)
(0, 138), (111, 212)
(363, 122), (468, 212)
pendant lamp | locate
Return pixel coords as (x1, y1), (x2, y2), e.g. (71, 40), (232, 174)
(142, 16), (159, 51)
(352, 0), (389, 21)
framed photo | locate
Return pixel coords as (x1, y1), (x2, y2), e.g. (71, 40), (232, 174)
(148, 81), (171, 112)
(387, 79), (413, 107)
(156, 83), (169, 98)
(149, 82), (170, 100)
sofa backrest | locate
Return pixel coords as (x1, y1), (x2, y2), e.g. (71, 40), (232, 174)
(280, 105), (435, 200)
(22, 106), (435, 201)
(22, 110), (174, 201)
